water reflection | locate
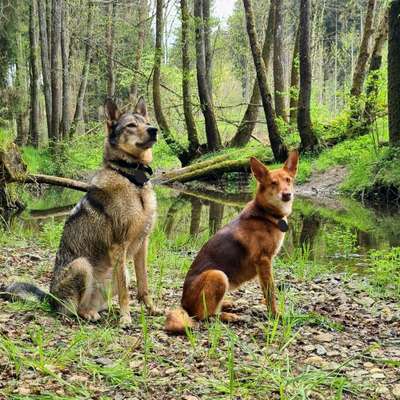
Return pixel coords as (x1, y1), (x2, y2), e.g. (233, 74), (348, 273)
(2, 185), (399, 273)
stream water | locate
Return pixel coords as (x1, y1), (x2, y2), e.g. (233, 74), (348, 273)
(4, 185), (399, 275)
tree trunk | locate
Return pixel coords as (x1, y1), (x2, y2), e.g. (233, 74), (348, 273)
(189, 197), (202, 235)
(209, 202), (224, 235)
(46, 0), (52, 57)
(242, 0), (287, 162)
(350, 0), (376, 97)
(29, 0), (40, 148)
(129, 0), (147, 104)
(50, 0), (62, 142)
(297, 0), (319, 152)
(15, 34), (29, 147)
(70, 1), (93, 136)
(363, 11), (388, 127)
(388, 0), (400, 147)
(273, 0), (288, 122)
(229, 1), (275, 148)
(61, 1), (71, 138)
(289, 24), (300, 124)
(106, 0), (117, 97)
(181, 0), (200, 155)
(194, 0), (221, 151)
(202, 0), (213, 95)
(153, 0), (190, 165)
(37, 0), (52, 140)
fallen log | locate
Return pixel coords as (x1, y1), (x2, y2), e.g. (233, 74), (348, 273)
(153, 156), (273, 184)
(11, 173), (89, 192)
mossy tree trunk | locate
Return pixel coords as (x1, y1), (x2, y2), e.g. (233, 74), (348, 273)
(298, 0), (319, 152)
(194, 0), (221, 152)
(242, 0), (288, 162)
(229, 1), (275, 148)
(181, 0), (200, 155)
(388, 0), (400, 147)
(153, 0), (191, 165)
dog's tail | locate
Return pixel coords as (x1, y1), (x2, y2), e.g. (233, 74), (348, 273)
(165, 308), (195, 334)
(0, 282), (50, 303)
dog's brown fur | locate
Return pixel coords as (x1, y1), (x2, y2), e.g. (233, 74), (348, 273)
(165, 151), (299, 333)
(7, 98), (159, 325)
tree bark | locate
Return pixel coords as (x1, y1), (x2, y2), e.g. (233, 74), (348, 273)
(363, 11), (388, 127)
(289, 24), (300, 124)
(61, 1), (71, 138)
(153, 0), (190, 165)
(229, 1), (275, 148)
(189, 197), (202, 235)
(350, 0), (376, 98)
(70, 1), (93, 136)
(242, 0), (287, 162)
(181, 0), (200, 155)
(15, 34), (29, 147)
(202, 0), (213, 95)
(29, 0), (40, 148)
(297, 0), (319, 152)
(209, 202), (224, 235)
(50, 0), (62, 142)
(273, 0), (288, 122)
(46, 0), (52, 57)
(106, 0), (117, 97)
(37, 0), (52, 140)
(129, 0), (147, 104)
(388, 0), (400, 147)
(194, 0), (221, 151)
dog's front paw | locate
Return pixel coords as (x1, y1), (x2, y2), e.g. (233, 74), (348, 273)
(146, 304), (163, 316)
(119, 313), (132, 326)
(79, 309), (101, 322)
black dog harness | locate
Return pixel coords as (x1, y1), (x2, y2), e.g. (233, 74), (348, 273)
(109, 159), (153, 188)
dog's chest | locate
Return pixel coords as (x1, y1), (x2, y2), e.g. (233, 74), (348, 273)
(117, 183), (156, 243)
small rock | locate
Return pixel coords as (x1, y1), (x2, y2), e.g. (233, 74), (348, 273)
(303, 344), (315, 352)
(315, 332), (334, 343)
(370, 373), (385, 379)
(393, 384), (400, 399)
(183, 396), (199, 400)
(380, 306), (394, 322)
(94, 357), (113, 366)
(327, 350), (340, 357)
(304, 355), (325, 367)
(165, 367), (177, 375)
(363, 362), (374, 369)
(315, 345), (327, 355)
(356, 296), (375, 308)
(376, 385), (389, 395)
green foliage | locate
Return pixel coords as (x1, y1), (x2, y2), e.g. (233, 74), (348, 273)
(367, 247), (400, 298)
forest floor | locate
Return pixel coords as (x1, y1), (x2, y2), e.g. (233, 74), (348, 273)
(0, 228), (399, 399)
(1, 132), (400, 399)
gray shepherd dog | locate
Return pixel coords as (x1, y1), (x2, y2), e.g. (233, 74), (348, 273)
(3, 98), (159, 325)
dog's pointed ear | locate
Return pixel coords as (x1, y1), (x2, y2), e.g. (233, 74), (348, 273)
(250, 157), (270, 182)
(104, 98), (120, 123)
(134, 96), (148, 120)
(284, 150), (299, 177)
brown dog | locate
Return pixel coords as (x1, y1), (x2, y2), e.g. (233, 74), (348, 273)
(165, 151), (299, 333)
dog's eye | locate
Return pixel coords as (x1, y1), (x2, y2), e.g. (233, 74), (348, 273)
(126, 123), (137, 128)
(271, 180), (278, 185)
(286, 177), (291, 183)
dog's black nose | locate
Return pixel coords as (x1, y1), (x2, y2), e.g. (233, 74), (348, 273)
(147, 127), (158, 139)
(282, 192), (292, 202)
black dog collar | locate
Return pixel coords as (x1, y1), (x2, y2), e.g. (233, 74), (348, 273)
(109, 159), (153, 188)
(277, 219), (289, 232)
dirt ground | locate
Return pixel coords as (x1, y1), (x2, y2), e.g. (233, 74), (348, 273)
(1, 243), (399, 399)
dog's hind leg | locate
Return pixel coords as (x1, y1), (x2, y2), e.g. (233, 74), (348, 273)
(51, 257), (100, 321)
(183, 270), (230, 320)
